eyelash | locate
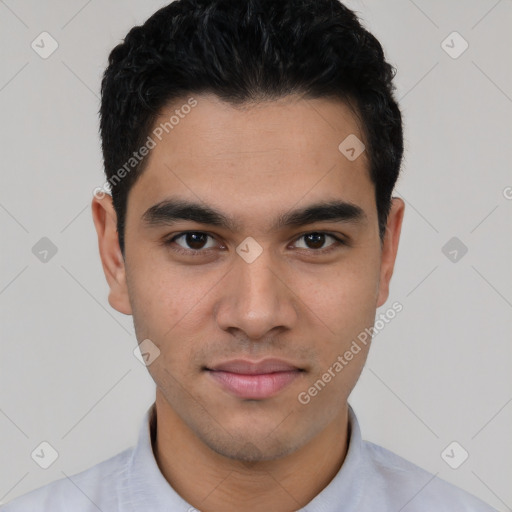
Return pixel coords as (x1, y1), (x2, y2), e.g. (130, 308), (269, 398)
(162, 231), (347, 256)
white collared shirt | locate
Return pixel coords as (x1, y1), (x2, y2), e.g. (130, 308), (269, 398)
(1, 402), (497, 511)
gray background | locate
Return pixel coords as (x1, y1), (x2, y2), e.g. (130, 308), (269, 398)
(1, 0), (511, 509)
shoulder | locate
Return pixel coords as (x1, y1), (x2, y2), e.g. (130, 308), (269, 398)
(361, 440), (497, 511)
(0, 448), (132, 512)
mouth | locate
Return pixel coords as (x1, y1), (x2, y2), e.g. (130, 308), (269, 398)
(205, 358), (305, 400)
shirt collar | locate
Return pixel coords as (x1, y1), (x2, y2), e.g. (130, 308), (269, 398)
(125, 402), (191, 511)
(297, 403), (366, 511)
(124, 402), (366, 512)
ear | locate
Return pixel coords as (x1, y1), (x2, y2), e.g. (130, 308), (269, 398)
(91, 194), (132, 315)
(376, 197), (405, 308)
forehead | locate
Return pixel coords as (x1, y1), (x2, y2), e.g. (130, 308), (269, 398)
(128, 93), (375, 229)
(149, 93), (366, 161)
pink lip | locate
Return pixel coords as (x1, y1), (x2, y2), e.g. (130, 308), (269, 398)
(206, 359), (303, 399)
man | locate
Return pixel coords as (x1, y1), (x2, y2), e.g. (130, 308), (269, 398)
(1, 0), (497, 510)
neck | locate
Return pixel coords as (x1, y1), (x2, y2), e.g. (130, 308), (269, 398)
(151, 392), (350, 512)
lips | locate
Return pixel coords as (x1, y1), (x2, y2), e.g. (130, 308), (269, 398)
(209, 359), (301, 374)
(206, 358), (303, 400)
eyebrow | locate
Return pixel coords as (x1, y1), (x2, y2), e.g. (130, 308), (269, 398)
(141, 197), (367, 232)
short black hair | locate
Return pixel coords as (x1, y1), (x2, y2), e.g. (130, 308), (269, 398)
(99, 0), (403, 255)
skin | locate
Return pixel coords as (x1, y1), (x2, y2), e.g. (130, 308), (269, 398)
(92, 93), (405, 512)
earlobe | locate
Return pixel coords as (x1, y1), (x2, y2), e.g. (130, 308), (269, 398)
(91, 194), (133, 316)
(376, 197), (405, 308)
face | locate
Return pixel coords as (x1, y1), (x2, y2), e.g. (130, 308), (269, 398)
(92, 93), (404, 462)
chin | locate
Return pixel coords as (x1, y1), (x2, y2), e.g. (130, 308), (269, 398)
(195, 418), (313, 463)
(209, 434), (297, 462)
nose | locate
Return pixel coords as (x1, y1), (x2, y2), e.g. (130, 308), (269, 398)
(215, 248), (299, 342)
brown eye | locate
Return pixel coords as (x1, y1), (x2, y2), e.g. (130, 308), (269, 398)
(294, 232), (343, 252)
(165, 232), (219, 253)
(180, 232), (209, 250)
(304, 233), (326, 249)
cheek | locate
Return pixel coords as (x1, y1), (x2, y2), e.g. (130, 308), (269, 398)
(126, 258), (218, 365)
(127, 253), (203, 322)
(125, 257), (178, 346)
(299, 257), (380, 333)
